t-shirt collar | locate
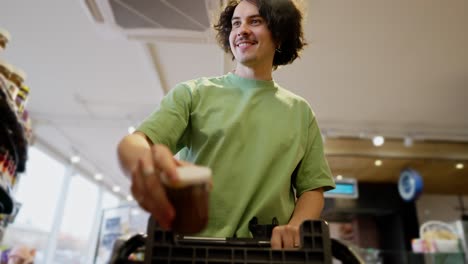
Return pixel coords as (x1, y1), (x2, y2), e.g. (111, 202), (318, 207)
(227, 72), (276, 90)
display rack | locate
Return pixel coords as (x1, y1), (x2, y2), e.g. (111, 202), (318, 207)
(0, 87), (28, 173)
(0, 88), (25, 214)
(0, 28), (31, 226)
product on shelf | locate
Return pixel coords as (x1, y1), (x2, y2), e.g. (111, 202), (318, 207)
(15, 84), (29, 114)
(0, 146), (16, 188)
(20, 110), (32, 143)
(0, 147), (8, 172)
(6, 65), (29, 114)
(0, 60), (31, 133)
(0, 59), (12, 82)
(9, 66), (25, 88)
(0, 147), (10, 189)
(0, 28), (11, 51)
(0, 60), (17, 109)
(8, 66), (26, 103)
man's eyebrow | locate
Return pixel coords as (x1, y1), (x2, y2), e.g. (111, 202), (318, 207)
(231, 14), (263, 21)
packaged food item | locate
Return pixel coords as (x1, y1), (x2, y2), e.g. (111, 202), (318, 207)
(0, 147), (9, 174)
(0, 59), (12, 82)
(6, 158), (16, 186)
(0, 61), (29, 110)
(0, 148), (12, 188)
(161, 166), (212, 234)
(9, 66), (26, 87)
(15, 84), (30, 114)
(0, 28), (11, 51)
(0, 60), (17, 107)
(8, 66), (26, 101)
(21, 110), (33, 142)
(417, 220), (461, 253)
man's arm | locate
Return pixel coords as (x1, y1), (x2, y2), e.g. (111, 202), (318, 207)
(270, 188), (324, 249)
(288, 188), (324, 226)
(117, 131), (179, 229)
(117, 131), (153, 177)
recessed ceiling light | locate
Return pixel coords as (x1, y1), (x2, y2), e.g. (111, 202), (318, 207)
(94, 173), (103, 181)
(128, 126), (136, 134)
(336, 175), (343, 180)
(112, 186), (121, 193)
(372, 136), (385, 147)
(70, 155), (80, 164)
(375, 160), (383, 166)
(456, 163), (464, 170)
(126, 195), (134, 201)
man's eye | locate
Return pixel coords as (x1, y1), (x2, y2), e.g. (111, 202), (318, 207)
(251, 19), (261, 25)
(232, 21), (241, 27)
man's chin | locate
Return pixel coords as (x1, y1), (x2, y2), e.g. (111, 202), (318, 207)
(236, 56), (257, 66)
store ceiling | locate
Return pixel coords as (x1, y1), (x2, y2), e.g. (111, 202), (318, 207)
(1, 0), (467, 199)
(326, 138), (468, 195)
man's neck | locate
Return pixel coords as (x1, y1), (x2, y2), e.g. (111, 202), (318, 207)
(233, 63), (273, 81)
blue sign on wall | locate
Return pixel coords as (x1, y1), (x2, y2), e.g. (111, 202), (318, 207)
(398, 169), (424, 202)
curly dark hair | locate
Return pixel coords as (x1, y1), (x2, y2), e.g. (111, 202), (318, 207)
(214, 0), (307, 68)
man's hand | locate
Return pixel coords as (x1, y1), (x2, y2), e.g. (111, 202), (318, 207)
(118, 132), (197, 230)
(129, 143), (191, 229)
(270, 189), (325, 249)
(270, 224), (301, 249)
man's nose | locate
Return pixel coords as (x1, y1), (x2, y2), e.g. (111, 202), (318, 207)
(237, 23), (251, 36)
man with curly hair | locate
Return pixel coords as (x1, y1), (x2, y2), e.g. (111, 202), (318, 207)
(118, 0), (335, 249)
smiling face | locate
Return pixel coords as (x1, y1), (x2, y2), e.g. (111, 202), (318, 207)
(229, 0), (277, 69)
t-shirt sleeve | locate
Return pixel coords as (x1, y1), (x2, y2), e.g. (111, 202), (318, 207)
(294, 115), (336, 196)
(137, 83), (192, 153)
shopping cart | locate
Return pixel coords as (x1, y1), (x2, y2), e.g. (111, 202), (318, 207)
(109, 217), (363, 264)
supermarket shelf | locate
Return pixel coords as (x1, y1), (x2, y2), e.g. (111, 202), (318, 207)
(0, 78), (26, 215)
(0, 83), (27, 172)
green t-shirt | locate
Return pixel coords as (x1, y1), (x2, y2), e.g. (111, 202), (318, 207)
(138, 72), (335, 237)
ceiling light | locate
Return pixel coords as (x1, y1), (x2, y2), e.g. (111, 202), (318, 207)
(372, 136), (385, 147)
(126, 195), (134, 201)
(128, 126), (136, 134)
(404, 136), (413, 147)
(112, 186), (121, 193)
(456, 163), (464, 170)
(336, 175), (343, 180)
(70, 155), (81, 164)
(94, 173), (103, 181)
(375, 160), (383, 166)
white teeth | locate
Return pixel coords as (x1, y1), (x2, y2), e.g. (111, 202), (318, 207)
(238, 43), (252, 47)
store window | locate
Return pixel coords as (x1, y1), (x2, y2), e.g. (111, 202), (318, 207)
(1, 146), (126, 264)
(53, 174), (99, 264)
(89, 190), (121, 264)
(94, 203), (148, 264)
(2, 146), (66, 263)
(102, 190), (120, 211)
